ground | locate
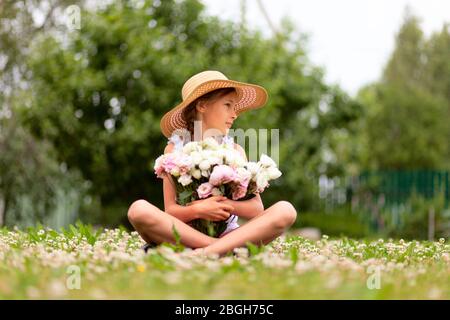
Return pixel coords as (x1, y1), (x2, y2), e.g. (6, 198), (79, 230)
(0, 224), (448, 299)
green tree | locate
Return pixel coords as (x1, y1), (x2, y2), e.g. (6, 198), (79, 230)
(354, 11), (450, 171)
(0, 0), (90, 227)
(15, 0), (362, 225)
(0, 115), (89, 227)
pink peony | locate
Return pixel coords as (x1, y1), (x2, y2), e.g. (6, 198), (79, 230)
(154, 155), (165, 178)
(174, 153), (192, 175)
(197, 182), (214, 199)
(162, 153), (178, 172)
(209, 165), (237, 186)
(231, 184), (248, 200)
(153, 152), (192, 178)
(235, 168), (251, 189)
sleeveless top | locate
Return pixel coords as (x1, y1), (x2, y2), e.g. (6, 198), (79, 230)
(167, 132), (240, 237)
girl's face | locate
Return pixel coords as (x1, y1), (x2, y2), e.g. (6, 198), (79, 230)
(197, 91), (238, 136)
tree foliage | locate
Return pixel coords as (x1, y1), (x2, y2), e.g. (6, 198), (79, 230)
(9, 0), (362, 225)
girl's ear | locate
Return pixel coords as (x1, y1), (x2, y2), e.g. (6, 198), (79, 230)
(196, 100), (207, 113)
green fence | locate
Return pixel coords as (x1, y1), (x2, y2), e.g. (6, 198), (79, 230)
(350, 170), (450, 208)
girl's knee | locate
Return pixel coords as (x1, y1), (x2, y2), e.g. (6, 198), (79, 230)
(127, 199), (157, 226)
(273, 201), (297, 228)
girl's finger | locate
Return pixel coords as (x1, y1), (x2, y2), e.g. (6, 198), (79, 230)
(222, 204), (234, 212)
(221, 210), (231, 218)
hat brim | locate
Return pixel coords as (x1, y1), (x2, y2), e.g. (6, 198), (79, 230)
(160, 79), (268, 138)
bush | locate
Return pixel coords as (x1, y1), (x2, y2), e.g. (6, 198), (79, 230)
(294, 204), (372, 239)
(381, 190), (450, 240)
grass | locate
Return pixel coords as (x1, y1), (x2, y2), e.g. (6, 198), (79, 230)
(0, 223), (449, 299)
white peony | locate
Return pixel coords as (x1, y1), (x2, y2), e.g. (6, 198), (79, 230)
(246, 162), (260, 178)
(224, 152), (237, 166)
(259, 154), (277, 168)
(178, 174), (193, 186)
(191, 168), (202, 180)
(202, 137), (220, 150)
(256, 173), (269, 191)
(266, 167), (282, 180)
(199, 159), (211, 171)
(182, 141), (199, 154)
(170, 167), (180, 177)
(233, 154), (247, 168)
(190, 151), (202, 166)
(208, 155), (223, 166)
(201, 169), (210, 178)
(235, 167), (251, 183)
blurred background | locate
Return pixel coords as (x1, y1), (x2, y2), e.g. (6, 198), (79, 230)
(1, 0), (449, 240)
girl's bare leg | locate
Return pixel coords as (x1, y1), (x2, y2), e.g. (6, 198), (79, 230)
(197, 201), (297, 256)
(127, 199), (218, 248)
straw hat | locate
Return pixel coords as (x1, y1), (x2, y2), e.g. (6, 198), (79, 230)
(160, 70), (268, 138)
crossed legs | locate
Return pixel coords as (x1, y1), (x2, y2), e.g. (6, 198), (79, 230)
(127, 200), (297, 256)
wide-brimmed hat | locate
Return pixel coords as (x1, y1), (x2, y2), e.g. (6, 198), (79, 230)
(160, 70), (268, 138)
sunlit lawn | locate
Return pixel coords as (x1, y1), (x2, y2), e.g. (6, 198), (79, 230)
(0, 223), (448, 299)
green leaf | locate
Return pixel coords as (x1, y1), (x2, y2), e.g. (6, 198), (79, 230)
(246, 242), (262, 256)
(171, 224), (185, 252)
(178, 190), (193, 205)
(289, 246), (299, 265)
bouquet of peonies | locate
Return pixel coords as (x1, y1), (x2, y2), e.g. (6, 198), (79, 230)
(153, 137), (282, 237)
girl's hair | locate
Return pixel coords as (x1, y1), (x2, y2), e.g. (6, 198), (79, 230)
(182, 87), (236, 138)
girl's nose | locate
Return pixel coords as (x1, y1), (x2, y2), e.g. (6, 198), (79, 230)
(231, 108), (237, 119)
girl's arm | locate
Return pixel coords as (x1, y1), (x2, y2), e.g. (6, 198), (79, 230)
(222, 193), (264, 220)
(162, 143), (199, 223)
(163, 175), (201, 223)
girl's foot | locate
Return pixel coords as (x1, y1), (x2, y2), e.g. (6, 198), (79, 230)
(141, 242), (158, 253)
(191, 248), (207, 256)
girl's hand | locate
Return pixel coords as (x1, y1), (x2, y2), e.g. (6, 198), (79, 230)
(188, 196), (234, 221)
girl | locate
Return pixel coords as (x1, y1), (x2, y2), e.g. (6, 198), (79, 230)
(127, 70), (297, 256)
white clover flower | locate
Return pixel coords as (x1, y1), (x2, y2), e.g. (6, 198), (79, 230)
(178, 174), (193, 186)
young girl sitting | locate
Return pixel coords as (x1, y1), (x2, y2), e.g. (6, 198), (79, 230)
(127, 70), (297, 256)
